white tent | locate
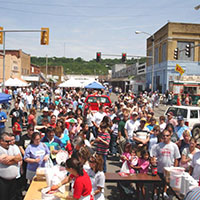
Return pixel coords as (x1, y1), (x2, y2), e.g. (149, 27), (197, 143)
(59, 78), (93, 88)
(5, 78), (29, 87)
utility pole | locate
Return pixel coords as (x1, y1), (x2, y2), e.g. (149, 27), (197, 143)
(46, 54), (48, 80)
(0, 28), (49, 90)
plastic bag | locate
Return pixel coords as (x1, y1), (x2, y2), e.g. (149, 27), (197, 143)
(45, 157), (54, 168)
(120, 161), (130, 173)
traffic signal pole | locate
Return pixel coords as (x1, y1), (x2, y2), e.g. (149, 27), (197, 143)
(0, 29), (49, 90)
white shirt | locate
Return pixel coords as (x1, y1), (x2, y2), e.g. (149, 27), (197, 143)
(93, 112), (106, 126)
(191, 151), (200, 180)
(124, 119), (140, 140)
(26, 95), (33, 104)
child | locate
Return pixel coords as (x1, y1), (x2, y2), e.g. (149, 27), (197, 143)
(95, 122), (111, 172)
(109, 117), (119, 156)
(129, 148), (139, 171)
(121, 143), (138, 174)
(133, 150), (150, 199)
(12, 116), (22, 142)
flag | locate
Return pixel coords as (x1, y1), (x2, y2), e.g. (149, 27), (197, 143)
(175, 64), (185, 75)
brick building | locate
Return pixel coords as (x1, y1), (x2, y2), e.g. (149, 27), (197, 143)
(0, 49), (30, 82)
(146, 22), (200, 93)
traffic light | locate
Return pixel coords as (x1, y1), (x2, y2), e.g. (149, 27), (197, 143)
(185, 44), (191, 57)
(41, 28), (49, 45)
(122, 53), (126, 63)
(174, 48), (179, 60)
(96, 52), (101, 62)
(0, 27), (3, 44)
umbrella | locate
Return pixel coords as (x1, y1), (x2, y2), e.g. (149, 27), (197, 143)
(66, 118), (77, 123)
(0, 93), (12, 103)
(85, 81), (105, 89)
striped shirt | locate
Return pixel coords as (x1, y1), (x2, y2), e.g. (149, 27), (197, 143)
(184, 187), (200, 200)
(96, 132), (111, 155)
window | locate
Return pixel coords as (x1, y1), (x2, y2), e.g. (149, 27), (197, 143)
(155, 47), (159, 64)
(190, 110), (198, 119)
(166, 107), (187, 118)
(162, 43), (167, 61)
(177, 41), (194, 61)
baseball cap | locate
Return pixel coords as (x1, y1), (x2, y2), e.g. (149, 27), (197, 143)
(43, 107), (49, 112)
(177, 116), (184, 121)
(167, 112), (173, 116)
(132, 112), (138, 116)
(140, 117), (147, 122)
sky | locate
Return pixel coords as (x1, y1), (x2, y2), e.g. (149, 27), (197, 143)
(0, 0), (200, 60)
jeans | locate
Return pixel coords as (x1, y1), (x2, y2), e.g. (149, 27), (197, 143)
(102, 154), (107, 173)
(110, 134), (118, 154)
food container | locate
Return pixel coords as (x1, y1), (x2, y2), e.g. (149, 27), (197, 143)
(41, 187), (60, 200)
(36, 167), (46, 180)
(170, 167), (185, 190)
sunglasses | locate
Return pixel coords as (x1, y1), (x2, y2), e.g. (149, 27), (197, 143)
(3, 140), (12, 143)
(163, 135), (170, 137)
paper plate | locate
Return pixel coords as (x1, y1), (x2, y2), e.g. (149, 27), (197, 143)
(56, 151), (69, 165)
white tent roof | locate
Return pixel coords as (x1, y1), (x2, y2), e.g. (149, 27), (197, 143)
(59, 78), (93, 88)
(5, 78), (29, 87)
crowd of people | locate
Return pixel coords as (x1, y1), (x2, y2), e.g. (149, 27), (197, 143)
(0, 86), (200, 200)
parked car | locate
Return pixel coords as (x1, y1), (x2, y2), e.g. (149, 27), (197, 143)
(165, 105), (200, 140)
(83, 94), (112, 114)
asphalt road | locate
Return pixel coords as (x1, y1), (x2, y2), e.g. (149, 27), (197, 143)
(3, 95), (169, 200)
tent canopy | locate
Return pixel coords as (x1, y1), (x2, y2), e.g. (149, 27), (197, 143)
(59, 78), (93, 88)
(0, 93), (12, 103)
(5, 78), (29, 87)
(85, 81), (105, 89)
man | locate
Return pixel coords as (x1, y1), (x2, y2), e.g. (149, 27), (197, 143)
(175, 115), (191, 140)
(166, 112), (177, 128)
(0, 105), (7, 135)
(9, 102), (25, 127)
(151, 129), (181, 199)
(37, 107), (50, 125)
(26, 92), (33, 111)
(183, 187), (200, 200)
(0, 132), (22, 200)
(92, 105), (106, 137)
(124, 112), (140, 146)
(41, 127), (63, 164)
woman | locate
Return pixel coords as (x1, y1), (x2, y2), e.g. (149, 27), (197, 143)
(24, 132), (50, 181)
(180, 138), (199, 171)
(165, 123), (178, 143)
(52, 157), (92, 200)
(28, 108), (37, 126)
(88, 154), (105, 200)
(48, 115), (57, 128)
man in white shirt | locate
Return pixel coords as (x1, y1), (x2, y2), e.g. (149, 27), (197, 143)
(92, 105), (106, 137)
(26, 92), (33, 111)
(124, 112), (140, 146)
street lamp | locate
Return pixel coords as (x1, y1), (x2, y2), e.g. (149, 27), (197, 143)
(135, 31), (155, 92)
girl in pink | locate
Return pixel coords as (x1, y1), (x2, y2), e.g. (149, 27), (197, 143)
(120, 143), (138, 173)
(132, 150), (150, 199)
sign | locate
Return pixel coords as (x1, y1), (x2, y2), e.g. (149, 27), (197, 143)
(175, 64), (185, 75)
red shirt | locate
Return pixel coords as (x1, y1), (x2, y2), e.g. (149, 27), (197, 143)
(48, 123), (56, 128)
(28, 114), (35, 125)
(70, 170), (92, 199)
(12, 122), (22, 136)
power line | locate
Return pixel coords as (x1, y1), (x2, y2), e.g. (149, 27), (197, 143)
(0, 6), (149, 18)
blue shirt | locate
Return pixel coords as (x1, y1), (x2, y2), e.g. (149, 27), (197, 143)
(175, 125), (191, 139)
(0, 111), (7, 128)
(41, 135), (64, 150)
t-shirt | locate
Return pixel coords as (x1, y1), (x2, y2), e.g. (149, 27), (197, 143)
(138, 158), (150, 174)
(28, 114), (35, 125)
(18, 134), (32, 150)
(10, 108), (24, 126)
(152, 142), (181, 173)
(24, 142), (50, 172)
(191, 151), (200, 180)
(0, 111), (7, 128)
(96, 132), (111, 155)
(118, 120), (126, 138)
(93, 112), (106, 126)
(0, 144), (20, 179)
(70, 170), (92, 199)
(124, 120), (140, 140)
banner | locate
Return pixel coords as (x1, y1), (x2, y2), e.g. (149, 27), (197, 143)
(175, 64), (185, 75)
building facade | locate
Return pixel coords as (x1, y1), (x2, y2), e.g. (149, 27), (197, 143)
(0, 49), (30, 82)
(146, 22), (200, 93)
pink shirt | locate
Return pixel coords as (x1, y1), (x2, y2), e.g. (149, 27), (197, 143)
(138, 158), (150, 174)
